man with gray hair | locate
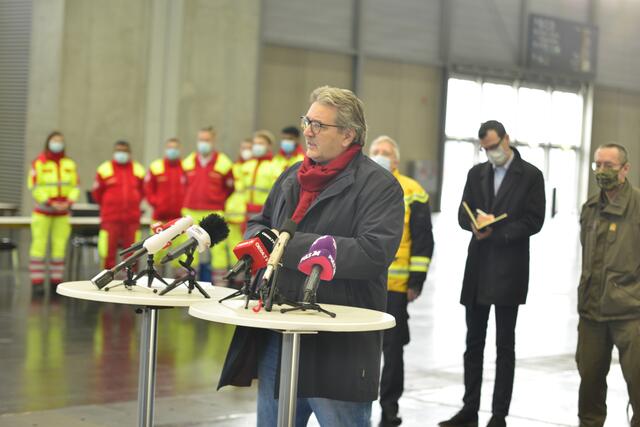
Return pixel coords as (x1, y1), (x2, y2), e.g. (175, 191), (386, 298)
(218, 86), (404, 426)
(369, 135), (434, 427)
(577, 143), (640, 426)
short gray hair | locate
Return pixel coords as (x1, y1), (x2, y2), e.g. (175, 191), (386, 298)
(370, 135), (400, 161)
(597, 143), (628, 165)
(310, 86), (367, 145)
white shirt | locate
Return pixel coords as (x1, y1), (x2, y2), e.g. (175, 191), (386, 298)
(493, 151), (515, 195)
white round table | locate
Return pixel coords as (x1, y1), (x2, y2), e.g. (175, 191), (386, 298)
(57, 280), (235, 427)
(189, 297), (395, 427)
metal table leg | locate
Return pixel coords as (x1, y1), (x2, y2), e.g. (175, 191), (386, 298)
(137, 307), (159, 427)
(277, 331), (301, 427)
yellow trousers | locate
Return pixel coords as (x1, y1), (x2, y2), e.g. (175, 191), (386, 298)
(29, 212), (71, 284)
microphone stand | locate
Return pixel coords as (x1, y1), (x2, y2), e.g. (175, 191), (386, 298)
(134, 254), (168, 288)
(158, 247), (210, 298)
(280, 285), (336, 318)
(218, 260), (259, 308)
(262, 263), (298, 312)
(104, 266), (142, 292)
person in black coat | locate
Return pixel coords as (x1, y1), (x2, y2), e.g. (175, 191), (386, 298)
(217, 86), (404, 427)
(440, 120), (545, 427)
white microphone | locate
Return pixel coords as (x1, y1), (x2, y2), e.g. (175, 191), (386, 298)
(91, 216), (194, 289)
(261, 219), (297, 284)
(142, 216), (194, 254)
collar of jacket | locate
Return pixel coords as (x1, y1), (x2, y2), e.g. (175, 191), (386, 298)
(281, 151), (360, 215)
(589, 179), (631, 216)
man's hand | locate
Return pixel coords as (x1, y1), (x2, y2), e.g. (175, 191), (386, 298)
(407, 288), (420, 302)
(476, 212), (495, 228)
(50, 201), (70, 211)
(472, 223), (492, 240)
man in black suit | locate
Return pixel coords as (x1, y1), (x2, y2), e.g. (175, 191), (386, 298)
(440, 120), (546, 427)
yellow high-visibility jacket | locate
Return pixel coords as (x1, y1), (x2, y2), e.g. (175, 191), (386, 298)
(28, 152), (80, 215)
(387, 170), (434, 294)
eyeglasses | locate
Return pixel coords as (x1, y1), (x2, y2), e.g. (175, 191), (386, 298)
(591, 161), (625, 171)
(300, 116), (343, 135)
(480, 137), (503, 152)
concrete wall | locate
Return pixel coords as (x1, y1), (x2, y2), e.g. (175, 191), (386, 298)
(257, 45), (353, 141)
(590, 86), (640, 195)
(23, 0), (260, 212)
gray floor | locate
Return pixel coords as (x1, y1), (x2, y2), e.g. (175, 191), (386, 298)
(0, 213), (633, 426)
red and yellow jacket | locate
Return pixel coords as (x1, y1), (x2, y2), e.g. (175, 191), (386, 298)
(28, 151), (80, 216)
(92, 160), (145, 223)
(182, 152), (234, 211)
(144, 158), (186, 221)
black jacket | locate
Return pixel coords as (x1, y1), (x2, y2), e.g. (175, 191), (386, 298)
(457, 148), (545, 306)
(218, 151), (404, 402)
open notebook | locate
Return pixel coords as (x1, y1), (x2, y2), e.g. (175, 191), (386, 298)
(462, 201), (508, 230)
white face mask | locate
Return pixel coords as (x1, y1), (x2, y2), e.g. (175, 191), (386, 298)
(197, 141), (212, 155)
(371, 155), (392, 171)
(280, 139), (296, 154)
(240, 148), (252, 161)
(113, 151), (130, 164)
(252, 144), (268, 158)
(486, 147), (508, 166)
(49, 141), (65, 153)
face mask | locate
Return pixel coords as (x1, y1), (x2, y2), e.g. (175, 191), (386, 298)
(371, 155), (392, 171)
(486, 147), (508, 166)
(595, 168), (621, 191)
(49, 141), (64, 153)
(197, 141), (212, 155)
(252, 144), (268, 158)
(280, 139), (296, 154)
(113, 151), (130, 164)
(165, 147), (180, 160)
(240, 149), (252, 161)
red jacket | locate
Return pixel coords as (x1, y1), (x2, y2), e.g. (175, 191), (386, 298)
(182, 152), (234, 211)
(144, 158), (186, 221)
(92, 160), (145, 223)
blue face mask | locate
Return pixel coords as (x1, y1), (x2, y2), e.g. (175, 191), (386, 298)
(197, 141), (212, 155)
(280, 139), (296, 154)
(165, 147), (180, 160)
(252, 144), (268, 158)
(371, 155), (391, 171)
(113, 151), (130, 164)
(48, 141), (65, 153)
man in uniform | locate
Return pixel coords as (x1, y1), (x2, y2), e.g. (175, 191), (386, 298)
(577, 143), (640, 427)
(92, 140), (145, 269)
(369, 135), (434, 427)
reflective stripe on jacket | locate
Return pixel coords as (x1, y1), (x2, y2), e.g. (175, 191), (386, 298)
(28, 152), (80, 216)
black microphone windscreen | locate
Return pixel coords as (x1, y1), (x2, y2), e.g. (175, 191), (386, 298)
(256, 229), (278, 251)
(281, 218), (297, 236)
(199, 213), (229, 245)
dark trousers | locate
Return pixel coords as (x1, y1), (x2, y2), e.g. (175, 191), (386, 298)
(576, 316), (640, 427)
(462, 304), (519, 417)
(380, 291), (410, 415)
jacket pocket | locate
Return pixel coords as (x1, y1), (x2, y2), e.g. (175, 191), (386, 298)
(600, 269), (640, 317)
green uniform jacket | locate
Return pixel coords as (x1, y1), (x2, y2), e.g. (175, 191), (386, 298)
(579, 179), (640, 321)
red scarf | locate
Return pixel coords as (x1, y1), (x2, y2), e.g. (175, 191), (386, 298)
(292, 144), (361, 223)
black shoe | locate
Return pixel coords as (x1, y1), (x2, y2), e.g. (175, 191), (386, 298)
(486, 415), (505, 427)
(438, 409), (478, 427)
(379, 410), (402, 426)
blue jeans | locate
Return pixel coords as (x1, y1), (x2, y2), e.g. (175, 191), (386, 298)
(257, 331), (372, 427)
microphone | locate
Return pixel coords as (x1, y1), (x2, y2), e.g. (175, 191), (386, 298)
(119, 217), (183, 256)
(160, 214), (229, 264)
(224, 229), (278, 280)
(298, 236), (337, 303)
(91, 216), (194, 289)
(261, 219), (297, 285)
